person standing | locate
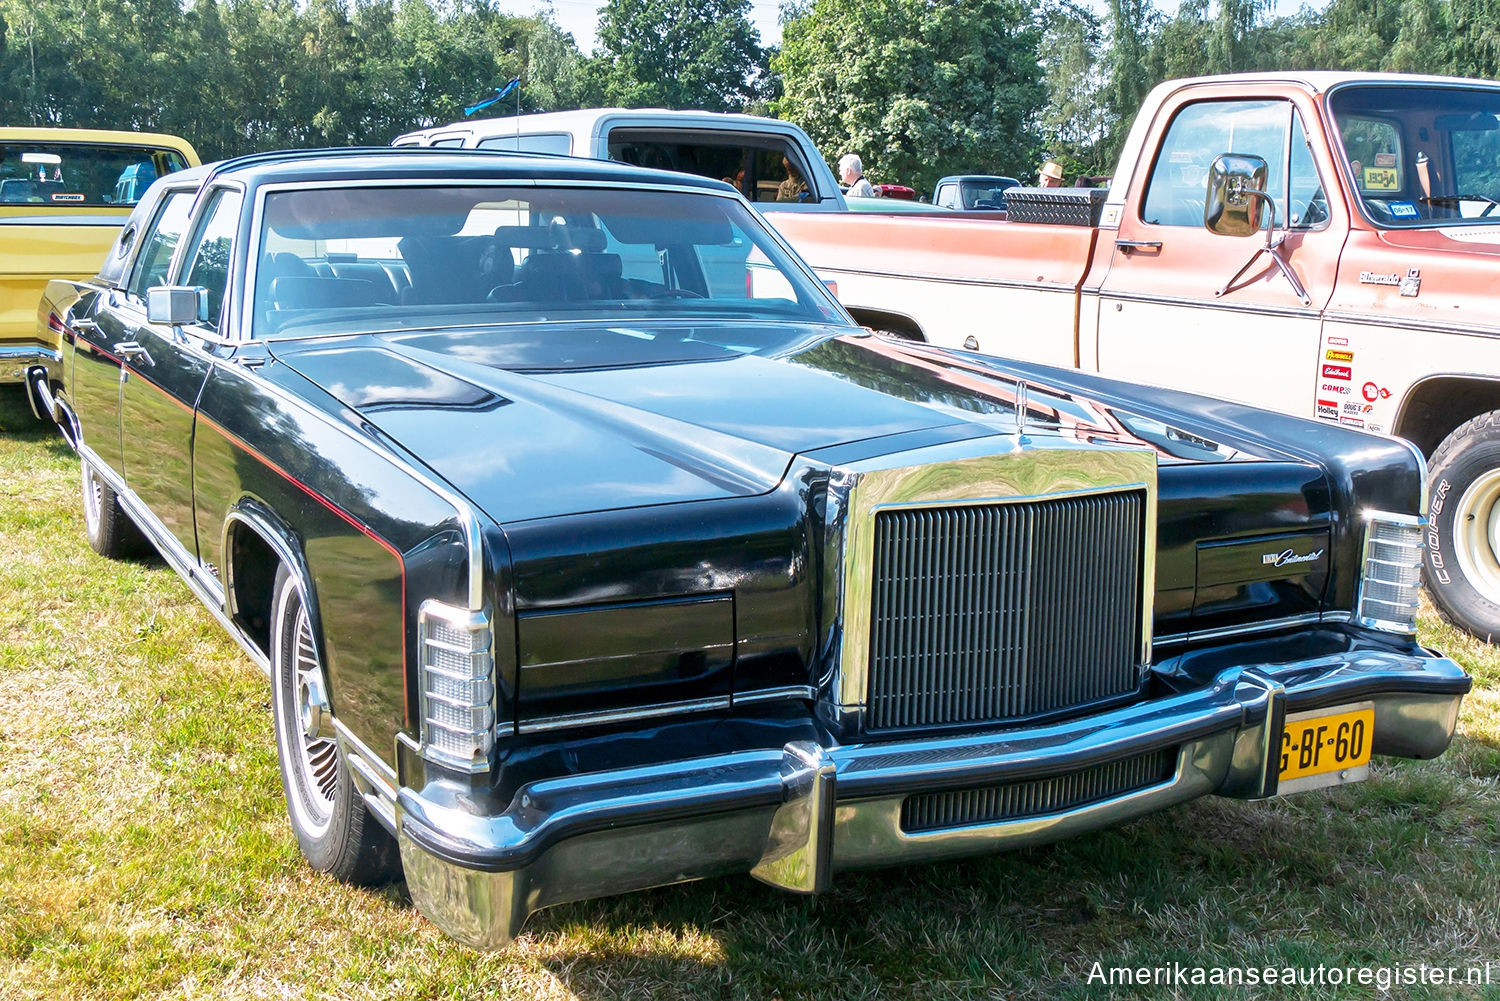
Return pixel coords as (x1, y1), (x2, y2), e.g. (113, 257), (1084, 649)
(839, 153), (874, 198)
(1038, 160), (1065, 188)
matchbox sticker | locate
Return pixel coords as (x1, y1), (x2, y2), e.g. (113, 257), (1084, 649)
(1325, 349), (1354, 362)
(1316, 399), (1339, 421)
(1322, 364), (1352, 381)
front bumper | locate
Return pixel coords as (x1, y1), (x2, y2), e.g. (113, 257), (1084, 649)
(393, 638), (1468, 949)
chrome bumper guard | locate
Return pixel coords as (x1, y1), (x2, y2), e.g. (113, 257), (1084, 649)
(2, 345), (60, 385)
(395, 645), (1468, 949)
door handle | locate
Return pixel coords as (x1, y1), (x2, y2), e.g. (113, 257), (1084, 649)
(113, 340), (154, 367)
(1115, 239), (1163, 254)
(73, 318), (98, 332)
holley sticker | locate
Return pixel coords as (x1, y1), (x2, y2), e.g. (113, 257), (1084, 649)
(1316, 399), (1339, 421)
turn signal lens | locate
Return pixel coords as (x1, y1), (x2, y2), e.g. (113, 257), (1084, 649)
(1357, 515), (1424, 635)
(417, 601), (495, 772)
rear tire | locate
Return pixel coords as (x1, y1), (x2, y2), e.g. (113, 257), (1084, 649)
(80, 460), (149, 559)
(270, 565), (399, 884)
(1426, 410), (1500, 641)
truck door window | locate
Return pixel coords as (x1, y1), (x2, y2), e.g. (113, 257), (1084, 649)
(177, 189), (245, 332)
(1143, 100), (1296, 228)
(476, 134), (572, 155)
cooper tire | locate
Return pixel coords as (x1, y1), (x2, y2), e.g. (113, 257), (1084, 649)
(270, 565), (399, 885)
(80, 460), (149, 559)
(1426, 410), (1500, 641)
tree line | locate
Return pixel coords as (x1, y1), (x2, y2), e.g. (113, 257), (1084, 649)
(3, 0), (1500, 195)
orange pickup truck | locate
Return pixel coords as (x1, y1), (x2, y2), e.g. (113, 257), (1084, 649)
(1, 128), (198, 409)
(773, 71), (1500, 642)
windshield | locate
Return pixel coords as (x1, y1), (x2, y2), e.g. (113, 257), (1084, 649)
(0, 142), (189, 207)
(1329, 85), (1500, 227)
(253, 184), (848, 339)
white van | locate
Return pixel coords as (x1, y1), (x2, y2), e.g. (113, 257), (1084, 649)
(392, 108), (845, 211)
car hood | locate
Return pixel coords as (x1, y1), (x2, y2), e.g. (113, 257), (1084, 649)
(272, 321), (1274, 523)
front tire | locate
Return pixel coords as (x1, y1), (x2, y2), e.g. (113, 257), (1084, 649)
(270, 566), (399, 884)
(1426, 410), (1500, 641)
(80, 460), (148, 559)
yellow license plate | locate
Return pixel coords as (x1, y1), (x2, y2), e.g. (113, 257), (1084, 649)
(1278, 702), (1374, 794)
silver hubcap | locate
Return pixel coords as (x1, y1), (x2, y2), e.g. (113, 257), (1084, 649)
(81, 464), (103, 531)
(289, 602), (339, 829)
(1453, 468), (1500, 605)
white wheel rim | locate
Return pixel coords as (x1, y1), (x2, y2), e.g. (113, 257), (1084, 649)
(81, 464), (103, 531)
(274, 581), (338, 837)
(1453, 468), (1500, 605)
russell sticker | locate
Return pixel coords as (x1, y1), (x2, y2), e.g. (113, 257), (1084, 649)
(1326, 349), (1355, 363)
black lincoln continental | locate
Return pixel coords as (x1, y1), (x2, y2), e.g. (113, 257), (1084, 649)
(29, 148), (1469, 947)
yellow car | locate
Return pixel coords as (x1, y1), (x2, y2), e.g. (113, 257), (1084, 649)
(1, 127), (198, 414)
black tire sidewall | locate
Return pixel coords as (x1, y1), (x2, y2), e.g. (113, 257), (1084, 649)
(1427, 426), (1500, 640)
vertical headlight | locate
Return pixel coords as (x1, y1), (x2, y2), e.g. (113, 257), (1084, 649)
(418, 600), (495, 772)
(1356, 513), (1424, 635)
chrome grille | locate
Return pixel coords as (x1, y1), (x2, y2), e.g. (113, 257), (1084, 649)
(866, 490), (1145, 731)
(901, 747), (1177, 833)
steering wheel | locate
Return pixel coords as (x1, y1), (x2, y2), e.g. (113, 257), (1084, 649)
(651, 287), (704, 299)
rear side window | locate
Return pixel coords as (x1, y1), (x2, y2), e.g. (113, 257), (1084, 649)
(477, 134), (572, 155)
(607, 131), (817, 204)
(127, 190), (196, 299)
(0, 142), (189, 207)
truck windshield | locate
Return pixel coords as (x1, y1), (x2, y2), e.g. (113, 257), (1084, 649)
(1329, 84), (1500, 228)
(253, 184), (848, 338)
(0, 142), (189, 207)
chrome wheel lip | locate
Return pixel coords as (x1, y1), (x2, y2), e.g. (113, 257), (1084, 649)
(1453, 468), (1500, 605)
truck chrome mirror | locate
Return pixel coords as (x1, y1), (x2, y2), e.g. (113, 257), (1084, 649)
(1204, 153), (1270, 237)
(146, 286), (210, 326)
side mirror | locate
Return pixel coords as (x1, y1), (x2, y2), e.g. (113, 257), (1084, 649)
(146, 286), (209, 326)
(1204, 153), (1270, 237)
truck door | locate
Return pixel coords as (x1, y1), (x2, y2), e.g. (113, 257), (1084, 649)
(119, 186), (242, 562)
(1096, 97), (1346, 417)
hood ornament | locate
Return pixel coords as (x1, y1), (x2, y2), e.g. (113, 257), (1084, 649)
(1011, 378), (1031, 451)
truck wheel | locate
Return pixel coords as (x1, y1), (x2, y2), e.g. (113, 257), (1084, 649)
(1426, 411), (1500, 641)
(269, 565), (399, 885)
(80, 460), (149, 559)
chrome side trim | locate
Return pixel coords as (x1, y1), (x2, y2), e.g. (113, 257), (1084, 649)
(733, 685), (818, 706)
(813, 264), (1077, 294)
(78, 449), (265, 675)
(1392, 434), (1431, 514)
(1099, 289), (1318, 321)
(344, 737), (399, 834)
(831, 437), (1158, 711)
(1323, 309), (1500, 340)
(334, 717), (400, 787)
(516, 695), (732, 734)
(1152, 612), (1329, 649)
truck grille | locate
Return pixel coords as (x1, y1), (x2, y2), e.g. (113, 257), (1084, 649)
(866, 490), (1146, 731)
(901, 746), (1177, 833)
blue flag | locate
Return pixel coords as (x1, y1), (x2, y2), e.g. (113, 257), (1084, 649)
(464, 77), (521, 117)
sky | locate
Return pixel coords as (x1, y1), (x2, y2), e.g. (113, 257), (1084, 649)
(501, 0), (789, 55)
(503, 0), (1315, 58)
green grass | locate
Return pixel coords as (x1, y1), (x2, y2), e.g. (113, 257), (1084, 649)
(4, 382), (1500, 1000)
